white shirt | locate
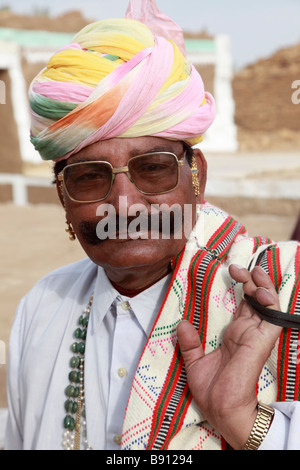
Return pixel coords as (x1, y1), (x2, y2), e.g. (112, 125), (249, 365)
(84, 264), (172, 450)
(5, 258), (171, 450)
(4, 258), (300, 450)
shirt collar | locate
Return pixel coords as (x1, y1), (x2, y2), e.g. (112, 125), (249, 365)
(91, 266), (172, 336)
(129, 273), (172, 335)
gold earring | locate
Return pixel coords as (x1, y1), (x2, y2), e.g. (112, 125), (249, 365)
(65, 220), (76, 241)
(191, 157), (200, 196)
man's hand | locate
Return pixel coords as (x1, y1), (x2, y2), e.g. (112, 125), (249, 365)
(177, 264), (282, 450)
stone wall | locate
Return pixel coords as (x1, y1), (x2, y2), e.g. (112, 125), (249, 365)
(233, 43), (300, 151)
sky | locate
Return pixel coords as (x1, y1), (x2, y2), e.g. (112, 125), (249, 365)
(1, 0), (300, 70)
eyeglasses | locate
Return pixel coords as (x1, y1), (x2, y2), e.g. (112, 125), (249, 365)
(58, 151), (186, 203)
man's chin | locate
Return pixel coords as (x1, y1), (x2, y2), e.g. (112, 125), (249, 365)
(83, 236), (183, 270)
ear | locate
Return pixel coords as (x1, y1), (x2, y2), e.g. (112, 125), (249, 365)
(192, 148), (207, 204)
(56, 178), (66, 209)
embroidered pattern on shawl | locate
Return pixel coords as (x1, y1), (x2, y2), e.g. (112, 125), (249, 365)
(121, 203), (300, 450)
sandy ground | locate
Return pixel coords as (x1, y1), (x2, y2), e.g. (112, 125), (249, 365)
(0, 203), (85, 409)
(0, 200), (298, 411)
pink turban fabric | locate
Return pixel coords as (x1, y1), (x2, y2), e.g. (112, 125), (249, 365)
(29, 0), (216, 161)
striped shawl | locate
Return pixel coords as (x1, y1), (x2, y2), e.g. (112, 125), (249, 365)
(121, 202), (300, 450)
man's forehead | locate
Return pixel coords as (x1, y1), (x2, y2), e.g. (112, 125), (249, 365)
(65, 138), (184, 164)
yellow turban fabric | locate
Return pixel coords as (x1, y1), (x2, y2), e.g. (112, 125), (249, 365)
(29, 0), (215, 161)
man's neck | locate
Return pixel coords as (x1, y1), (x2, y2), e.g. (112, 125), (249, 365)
(110, 267), (172, 297)
(105, 262), (173, 294)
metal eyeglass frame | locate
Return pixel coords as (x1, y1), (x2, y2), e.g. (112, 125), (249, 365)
(57, 151), (186, 203)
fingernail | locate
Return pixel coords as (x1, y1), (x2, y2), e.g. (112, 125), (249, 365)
(256, 286), (275, 304)
(256, 286), (269, 293)
(256, 266), (266, 273)
(231, 264), (245, 270)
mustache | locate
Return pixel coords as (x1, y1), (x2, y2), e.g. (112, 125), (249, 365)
(79, 211), (182, 246)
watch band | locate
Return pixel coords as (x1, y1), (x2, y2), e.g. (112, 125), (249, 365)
(244, 403), (275, 450)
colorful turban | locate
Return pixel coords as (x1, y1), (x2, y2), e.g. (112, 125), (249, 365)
(29, 0), (216, 161)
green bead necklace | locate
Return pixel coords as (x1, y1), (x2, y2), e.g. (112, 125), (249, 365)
(62, 295), (94, 450)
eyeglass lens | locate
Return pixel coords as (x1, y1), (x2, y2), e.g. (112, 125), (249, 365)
(63, 153), (179, 202)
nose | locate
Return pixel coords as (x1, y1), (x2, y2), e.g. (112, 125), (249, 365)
(107, 171), (148, 214)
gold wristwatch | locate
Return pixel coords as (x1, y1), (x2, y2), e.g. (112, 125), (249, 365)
(244, 403), (275, 450)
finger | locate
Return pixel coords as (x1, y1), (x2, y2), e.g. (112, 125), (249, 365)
(247, 267), (282, 340)
(230, 265), (279, 304)
(177, 321), (204, 373)
(229, 264), (257, 299)
(251, 266), (281, 310)
(229, 264), (259, 320)
(236, 266), (282, 342)
(229, 264), (281, 311)
(255, 287), (278, 308)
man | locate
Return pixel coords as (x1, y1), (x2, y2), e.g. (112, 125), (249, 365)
(5, 0), (300, 450)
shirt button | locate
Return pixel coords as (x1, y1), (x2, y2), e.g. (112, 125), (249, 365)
(121, 301), (130, 311)
(113, 434), (122, 446)
(118, 367), (127, 378)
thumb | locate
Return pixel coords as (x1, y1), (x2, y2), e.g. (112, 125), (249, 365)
(177, 321), (204, 373)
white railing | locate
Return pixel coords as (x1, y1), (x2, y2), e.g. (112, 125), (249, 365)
(205, 178), (300, 200)
(0, 173), (52, 206)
